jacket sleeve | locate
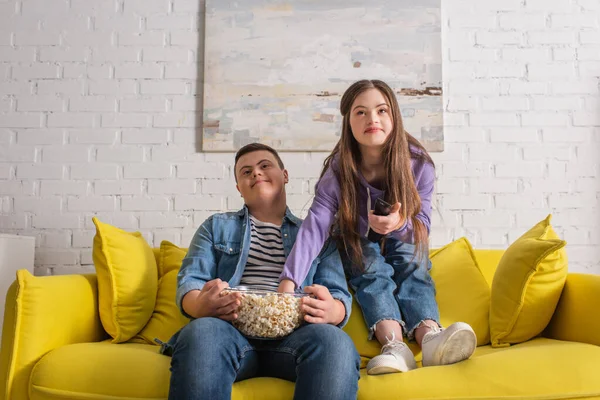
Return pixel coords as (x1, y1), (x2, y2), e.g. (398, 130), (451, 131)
(176, 217), (217, 318)
(311, 239), (352, 328)
(280, 167), (340, 287)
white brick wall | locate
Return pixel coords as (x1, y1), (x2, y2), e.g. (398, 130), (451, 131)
(0, 0), (598, 275)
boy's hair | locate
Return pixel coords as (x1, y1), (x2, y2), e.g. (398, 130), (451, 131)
(234, 143), (285, 180)
(322, 79), (434, 272)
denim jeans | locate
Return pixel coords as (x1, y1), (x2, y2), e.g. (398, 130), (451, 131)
(167, 318), (360, 400)
(344, 236), (440, 339)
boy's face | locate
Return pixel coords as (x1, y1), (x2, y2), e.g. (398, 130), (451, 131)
(235, 150), (288, 206)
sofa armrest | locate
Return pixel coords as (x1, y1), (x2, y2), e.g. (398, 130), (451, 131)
(544, 273), (600, 346)
(1, 270), (107, 400)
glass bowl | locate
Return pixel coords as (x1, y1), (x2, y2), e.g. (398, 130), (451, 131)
(222, 287), (311, 339)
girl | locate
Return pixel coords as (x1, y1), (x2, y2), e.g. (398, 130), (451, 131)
(278, 79), (476, 375)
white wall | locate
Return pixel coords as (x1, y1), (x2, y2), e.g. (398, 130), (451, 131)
(0, 0), (598, 275)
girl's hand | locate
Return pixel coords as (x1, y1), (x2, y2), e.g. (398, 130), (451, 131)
(301, 284), (346, 325)
(277, 279), (296, 293)
(368, 202), (404, 235)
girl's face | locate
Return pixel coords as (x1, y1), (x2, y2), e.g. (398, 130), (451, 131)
(349, 88), (393, 150)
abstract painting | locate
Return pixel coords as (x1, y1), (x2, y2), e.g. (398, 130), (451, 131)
(203, 0), (443, 152)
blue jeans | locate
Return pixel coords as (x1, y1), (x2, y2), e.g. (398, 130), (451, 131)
(166, 318), (360, 400)
(344, 237), (440, 339)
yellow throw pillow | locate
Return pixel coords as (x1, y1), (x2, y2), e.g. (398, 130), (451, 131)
(137, 270), (190, 344)
(136, 241), (189, 344)
(490, 214), (568, 347)
(430, 237), (491, 346)
(157, 240), (187, 278)
(92, 217), (158, 343)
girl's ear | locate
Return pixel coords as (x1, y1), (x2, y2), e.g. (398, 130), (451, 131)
(283, 169), (289, 184)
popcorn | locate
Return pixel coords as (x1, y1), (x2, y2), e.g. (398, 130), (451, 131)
(225, 289), (307, 338)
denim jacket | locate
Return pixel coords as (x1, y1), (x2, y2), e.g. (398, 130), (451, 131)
(176, 206), (352, 327)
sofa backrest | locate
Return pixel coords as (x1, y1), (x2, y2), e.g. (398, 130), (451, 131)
(471, 249), (504, 287)
(152, 247), (506, 288)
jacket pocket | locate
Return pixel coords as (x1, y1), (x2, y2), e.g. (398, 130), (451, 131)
(214, 242), (241, 255)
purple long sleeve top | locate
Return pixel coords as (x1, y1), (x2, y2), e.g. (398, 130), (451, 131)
(279, 154), (435, 288)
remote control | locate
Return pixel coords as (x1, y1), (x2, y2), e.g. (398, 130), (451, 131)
(367, 198), (393, 242)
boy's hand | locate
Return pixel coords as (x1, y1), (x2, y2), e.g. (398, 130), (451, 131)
(301, 284), (345, 326)
(368, 202), (404, 235)
(277, 279), (296, 293)
(182, 279), (242, 320)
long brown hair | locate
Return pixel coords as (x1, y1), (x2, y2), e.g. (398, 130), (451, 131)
(322, 79), (434, 272)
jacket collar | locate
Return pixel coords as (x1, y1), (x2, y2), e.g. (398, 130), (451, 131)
(236, 205), (301, 226)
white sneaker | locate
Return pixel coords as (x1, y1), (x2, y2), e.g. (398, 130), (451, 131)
(366, 332), (417, 375)
(421, 322), (476, 367)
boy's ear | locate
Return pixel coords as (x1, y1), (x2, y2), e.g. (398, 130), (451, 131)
(283, 169), (289, 184)
(236, 184), (241, 195)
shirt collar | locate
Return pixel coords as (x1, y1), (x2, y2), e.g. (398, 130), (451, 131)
(237, 205), (301, 226)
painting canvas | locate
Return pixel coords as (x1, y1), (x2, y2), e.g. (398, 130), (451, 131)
(203, 0), (443, 152)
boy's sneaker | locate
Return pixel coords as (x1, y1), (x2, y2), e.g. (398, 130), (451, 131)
(366, 333), (417, 375)
(421, 322), (476, 367)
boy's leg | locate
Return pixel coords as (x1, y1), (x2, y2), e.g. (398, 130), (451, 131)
(168, 317), (258, 400)
(258, 324), (360, 400)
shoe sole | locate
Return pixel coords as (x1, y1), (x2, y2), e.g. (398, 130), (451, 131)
(424, 322), (477, 367)
(366, 355), (416, 375)
(367, 365), (406, 375)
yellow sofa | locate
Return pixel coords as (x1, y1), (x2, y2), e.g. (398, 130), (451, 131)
(2, 249), (600, 400)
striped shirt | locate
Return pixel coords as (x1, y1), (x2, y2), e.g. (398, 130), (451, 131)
(240, 215), (286, 291)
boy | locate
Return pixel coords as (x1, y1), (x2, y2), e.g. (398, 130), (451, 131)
(165, 143), (360, 400)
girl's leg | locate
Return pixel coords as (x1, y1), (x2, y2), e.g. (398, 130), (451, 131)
(342, 238), (417, 375)
(373, 319), (403, 345)
(343, 238), (403, 341)
(384, 238), (476, 367)
(383, 239), (441, 339)
(414, 319), (440, 346)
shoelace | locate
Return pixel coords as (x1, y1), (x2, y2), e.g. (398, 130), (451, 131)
(381, 331), (407, 354)
(422, 325), (444, 344)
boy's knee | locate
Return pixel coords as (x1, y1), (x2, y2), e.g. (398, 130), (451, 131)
(178, 317), (231, 344)
(310, 325), (359, 361)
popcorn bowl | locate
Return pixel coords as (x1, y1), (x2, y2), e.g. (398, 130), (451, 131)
(222, 287), (310, 339)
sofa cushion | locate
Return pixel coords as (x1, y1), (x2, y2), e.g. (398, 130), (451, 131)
(29, 338), (600, 400)
(430, 237), (491, 346)
(29, 342), (295, 400)
(92, 217), (158, 343)
(356, 338), (600, 399)
(490, 214), (568, 347)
